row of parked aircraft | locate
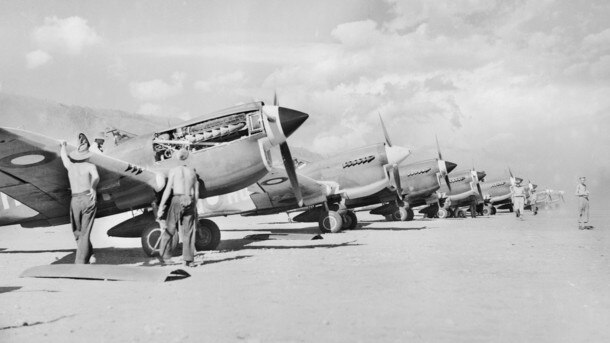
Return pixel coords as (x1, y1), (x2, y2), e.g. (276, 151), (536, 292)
(0, 97), (564, 256)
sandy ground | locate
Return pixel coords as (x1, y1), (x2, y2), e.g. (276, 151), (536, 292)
(0, 204), (609, 343)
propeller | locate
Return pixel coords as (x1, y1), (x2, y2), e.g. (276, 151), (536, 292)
(389, 164), (403, 199)
(474, 169), (484, 198)
(509, 167), (516, 186)
(435, 135), (452, 191)
(274, 91), (304, 207)
(280, 142), (304, 207)
(378, 112), (393, 147)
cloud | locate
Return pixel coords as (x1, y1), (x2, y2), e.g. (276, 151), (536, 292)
(25, 50), (52, 69)
(129, 72), (185, 101)
(32, 16), (101, 55)
(193, 71), (247, 93)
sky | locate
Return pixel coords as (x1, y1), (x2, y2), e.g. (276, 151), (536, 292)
(1, 0), (609, 197)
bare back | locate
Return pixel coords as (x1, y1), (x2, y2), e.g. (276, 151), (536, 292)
(67, 162), (98, 194)
(168, 166), (198, 196)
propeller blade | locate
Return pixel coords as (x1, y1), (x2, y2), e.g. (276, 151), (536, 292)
(279, 142), (303, 207)
(390, 165), (402, 198)
(435, 135), (443, 160)
(378, 112), (392, 147)
(444, 174), (452, 192)
(273, 91), (278, 106)
(477, 182), (484, 198)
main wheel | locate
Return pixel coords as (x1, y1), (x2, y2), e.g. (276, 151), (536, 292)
(195, 219), (221, 251)
(456, 209), (467, 218)
(437, 208), (449, 219)
(490, 206), (497, 215)
(406, 208), (414, 221)
(319, 211), (343, 233)
(392, 207), (408, 221)
(482, 205), (492, 216)
(141, 225), (162, 257)
(341, 211), (358, 230)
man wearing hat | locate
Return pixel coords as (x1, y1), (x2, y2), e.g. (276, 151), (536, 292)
(575, 176), (591, 230)
(510, 178), (526, 220)
(60, 133), (100, 264)
(157, 148), (199, 266)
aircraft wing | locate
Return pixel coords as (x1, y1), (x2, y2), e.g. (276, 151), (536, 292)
(0, 128), (164, 227)
(247, 167), (329, 209)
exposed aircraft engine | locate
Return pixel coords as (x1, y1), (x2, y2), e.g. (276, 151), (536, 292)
(152, 112), (254, 161)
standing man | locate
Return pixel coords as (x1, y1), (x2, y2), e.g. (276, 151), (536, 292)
(60, 134), (99, 264)
(510, 178), (526, 220)
(528, 183), (538, 215)
(157, 149), (199, 266)
(575, 176), (591, 230)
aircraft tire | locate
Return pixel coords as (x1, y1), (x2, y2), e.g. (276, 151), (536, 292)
(384, 215), (394, 222)
(141, 226), (163, 257)
(482, 205), (493, 216)
(491, 206), (497, 215)
(456, 209), (467, 218)
(406, 208), (414, 221)
(195, 219), (221, 251)
(319, 211), (343, 233)
(342, 211), (358, 230)
(392, 207), (408, 221)
(437, 208), (449, 219)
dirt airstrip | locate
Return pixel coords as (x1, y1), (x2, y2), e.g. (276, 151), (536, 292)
(1, 205), (609, 342)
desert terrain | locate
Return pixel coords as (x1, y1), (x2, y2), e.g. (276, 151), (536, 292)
(1, 204), (608, 343)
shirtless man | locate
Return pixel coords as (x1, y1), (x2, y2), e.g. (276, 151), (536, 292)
(157, 149), (199, 266)
(60, 134), (100, 264)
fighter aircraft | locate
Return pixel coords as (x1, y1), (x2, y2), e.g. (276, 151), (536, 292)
(0, 100), (309, 256)
(479, 169), (527, 215)
(345, 137), (457, 221)
(417, 168), (486, 218)
(108, 114), (411, 253)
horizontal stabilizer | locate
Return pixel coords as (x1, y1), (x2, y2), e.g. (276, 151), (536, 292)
(20, 264), (190, 282)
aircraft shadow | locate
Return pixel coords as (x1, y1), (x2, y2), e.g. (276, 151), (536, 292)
(0, 249), (76, 254)
(224, 227), (323, 234)
(0, 286), (22, 294)
(218, 238), (360, 252)
(50, 247), (154, 265)
(354, 222), (431, 231)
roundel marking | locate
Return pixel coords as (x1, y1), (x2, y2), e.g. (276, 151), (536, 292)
(261, 177), (288, 186)
(0, 151), (57, 169)
(11, 154), (46, 165)
(206, 196), (220, 206)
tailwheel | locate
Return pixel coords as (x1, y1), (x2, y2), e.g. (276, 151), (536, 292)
(341, 210), (358, 230)
(141, 225), (162, 257)
(319, 211), (343, 233)
(195, 219), (221, 251)
(437, 208), (450, 219)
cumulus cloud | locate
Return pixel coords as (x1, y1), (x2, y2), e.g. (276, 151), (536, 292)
(194, 71), (247, 93)
(129, 72), (186, 101)
(25, 50), (52, 69)
(32, 16), (101, 55)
